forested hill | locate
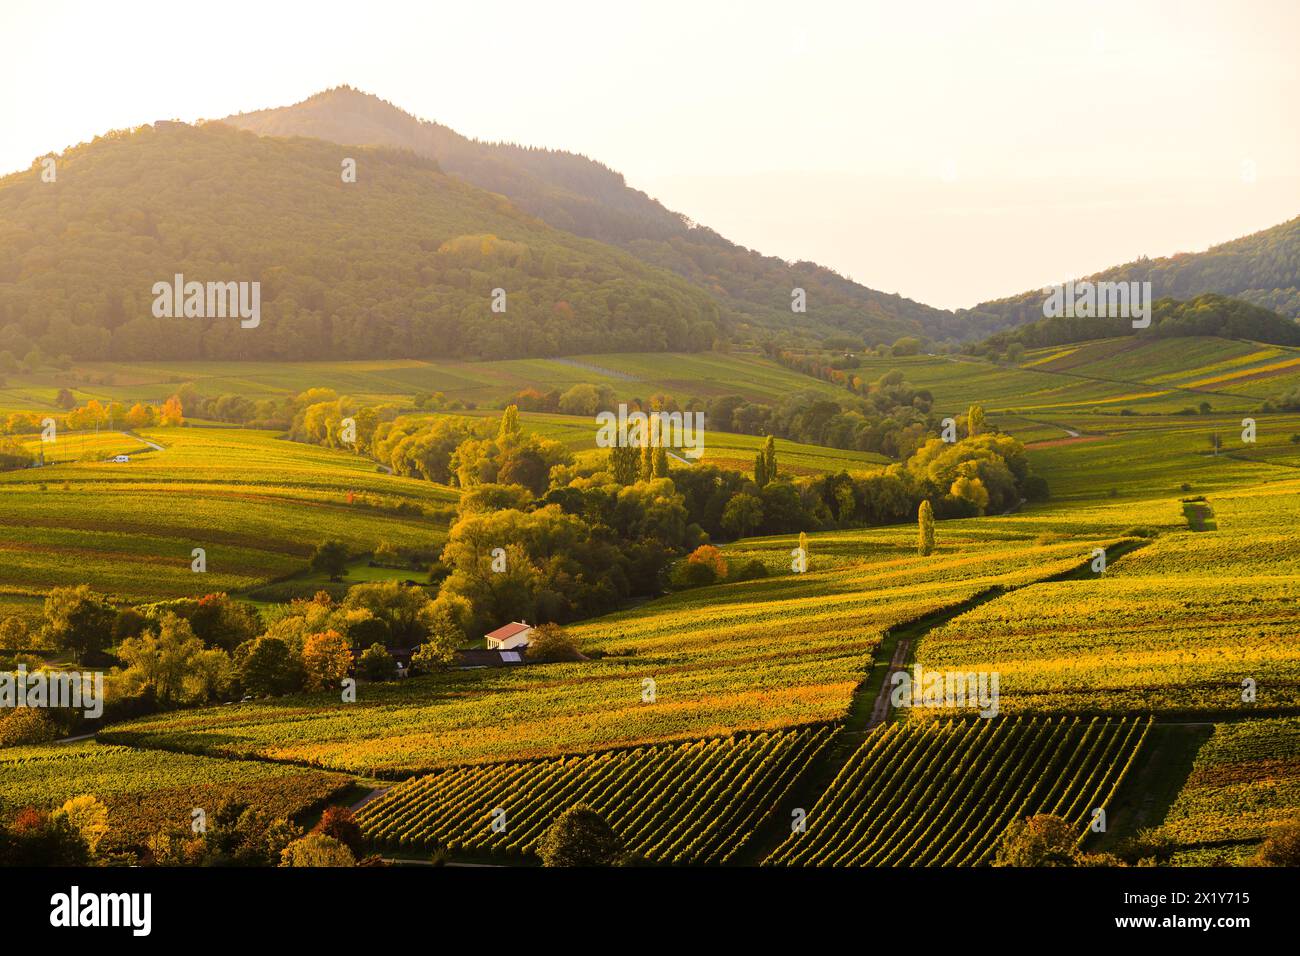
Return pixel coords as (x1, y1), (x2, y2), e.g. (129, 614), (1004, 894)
(0, 123), (724, 361)
(971, 293), (1300, 357)
(224, 86), (961, 346)
(961, 215), (1300, 333)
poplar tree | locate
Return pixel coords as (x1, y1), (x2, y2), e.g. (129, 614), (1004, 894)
(652, 444), (669, 478)
(610, 444), (639, 484)
(498, 404), (521, 441)
(918, 500), (935, 556)
(762, 435), (778, 484)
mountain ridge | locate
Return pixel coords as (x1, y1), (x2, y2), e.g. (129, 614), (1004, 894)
(223, 86), (962, 346)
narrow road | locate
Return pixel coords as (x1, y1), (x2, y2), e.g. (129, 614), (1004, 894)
(122, 430), (164, 451)
(867, 637), (911, 729)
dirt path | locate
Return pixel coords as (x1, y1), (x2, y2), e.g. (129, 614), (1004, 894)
(348, 786), (393, 813)
(867, 637), (911, 729)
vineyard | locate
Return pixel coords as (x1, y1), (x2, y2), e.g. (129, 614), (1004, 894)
(101, 526), (1117, 774)
(1160, 717), (1300, 854)
(0, 427), (452, 617)
(915, 484), (1300, 715)
(763, 716), (1150, 866)
(357, 726), (836, 863)
(0, 741), (353, 853)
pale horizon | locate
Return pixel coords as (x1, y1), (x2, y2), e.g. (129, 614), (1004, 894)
(3, 0), (1296, 310)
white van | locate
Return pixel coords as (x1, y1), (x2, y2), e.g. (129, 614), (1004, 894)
(111, 455), (130, 463)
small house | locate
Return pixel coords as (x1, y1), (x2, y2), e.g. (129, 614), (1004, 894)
(484, 620), (534, 650)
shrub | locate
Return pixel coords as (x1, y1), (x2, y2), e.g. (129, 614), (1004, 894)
(994, 814), (1078, 867)
(280, 832), (356, 867)
(0, 708), (59, 748)
(686, 544), (728, 580)
(732, 559), (769, 582)
(536, 805), (622, 867)
(313, 807), (364, 856)
(671, 559), (717, 589)
(357, 643), (397, 682)
(525, 623), (583, 663)
(1255, 819), (1300, 867)
(1120, 526), (1158, 539)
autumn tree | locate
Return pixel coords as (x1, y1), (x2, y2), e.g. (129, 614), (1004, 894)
(279, 833), (356, 867)
(688, 544), (728, 581)
(159, 395), (184, 427)
(357, 642), (397, 681)
(1255, 817), (1300, 867)
(238, 637), (302, 697)
(967, 404), (985, 437)
(301, 629), (353, 691)
(313, 807), (365, 856)
(51, 795), (109, 857)
(0, 616), (28, 654)
(652, 442), (669, 478)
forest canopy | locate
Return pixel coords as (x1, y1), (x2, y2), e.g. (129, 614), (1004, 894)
(0, 123), (722, 361)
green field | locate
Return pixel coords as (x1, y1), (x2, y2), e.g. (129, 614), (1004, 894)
(0, 352), (845, 417)
(0, 426), (453, 618)
(7, 339), (1300, 867)
(99, 517), (1120, 774)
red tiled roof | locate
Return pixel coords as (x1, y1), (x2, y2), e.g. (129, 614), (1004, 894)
(484, 621), (532, 640)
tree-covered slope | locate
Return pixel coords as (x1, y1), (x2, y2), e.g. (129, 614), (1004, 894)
(962, 216), (1300, 332)
(972, 293), (1300, 356)
(0, 122), (723, 361)
(224, 86), (956, 346)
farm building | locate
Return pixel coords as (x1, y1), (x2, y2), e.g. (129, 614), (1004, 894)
(455, 648), (529, 669)
(484, 621), (534, 650)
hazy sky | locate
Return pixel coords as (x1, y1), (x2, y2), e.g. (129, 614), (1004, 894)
(2, 0), (1296, 309)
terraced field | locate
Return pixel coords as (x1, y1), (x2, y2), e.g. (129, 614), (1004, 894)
(358, 726), (835, 863)
(0, 427), (453, 616)
(99, 521), (1116, 774)
(763, 716), (1149, 866)
(0, 741), (352, 854)
(913, 478), (1300, 716)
